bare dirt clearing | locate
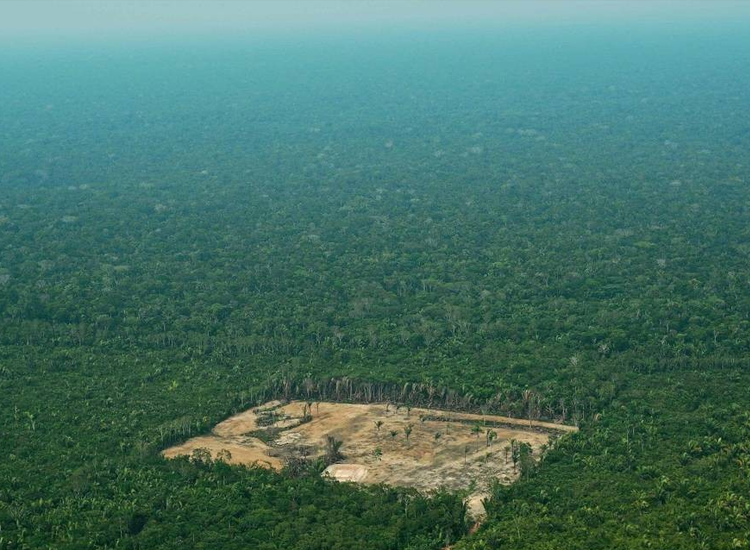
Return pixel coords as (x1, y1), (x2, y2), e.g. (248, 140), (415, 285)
(163, 401), (576, 517)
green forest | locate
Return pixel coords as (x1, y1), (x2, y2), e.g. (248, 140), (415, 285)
(2, 20), (750, 550)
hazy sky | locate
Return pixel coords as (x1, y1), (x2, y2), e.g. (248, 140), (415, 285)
(1, 1), (749, 40)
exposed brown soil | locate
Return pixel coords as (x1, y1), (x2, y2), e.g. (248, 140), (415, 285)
(163, 400), (576, 518)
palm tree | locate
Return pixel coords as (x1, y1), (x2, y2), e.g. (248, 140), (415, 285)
(390, 430), (398, 441)
(302, 402), (313, 422)
(325, 436), (344, 465)
(486, 429), (497, 448)
(404, 424), (413, 446)
(374, 420), (384, 439)
(471, 423), (482, 440)
(517, 442), (533, 475)
(480, 406), (488, 426)
(433, 432), (442, 456)
(510, 439), (520, 471)
(523, 389), (534, 426)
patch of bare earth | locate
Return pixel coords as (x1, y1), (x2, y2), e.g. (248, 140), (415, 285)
(163, 401), (576, 518)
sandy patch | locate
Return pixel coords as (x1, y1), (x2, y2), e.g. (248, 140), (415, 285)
(163, 400), (576, 518)
(324, 464), (369, 482)
(161, 435), (282, 468)
(212, 408), (260, 437)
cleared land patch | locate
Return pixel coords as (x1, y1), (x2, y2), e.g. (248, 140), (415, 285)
(163, 401), (576, 517)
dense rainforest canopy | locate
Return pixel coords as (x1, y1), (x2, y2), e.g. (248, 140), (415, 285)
(2, 24), (750, 549)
